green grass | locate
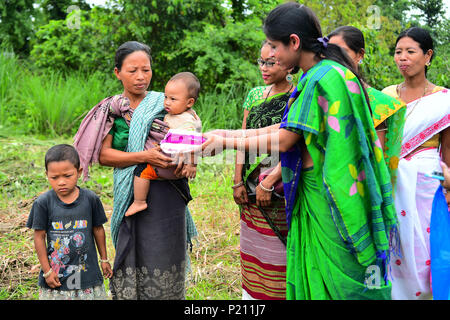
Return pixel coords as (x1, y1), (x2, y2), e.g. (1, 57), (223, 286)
(186, 154), (242, 300)
(0, 50), (121, 136)
(17, 72), (118, 136)
(194, 85), (250, 131)
(0, 51), (20, 125)
(0, 134), (241, 300)
(0, 50), (247, 137)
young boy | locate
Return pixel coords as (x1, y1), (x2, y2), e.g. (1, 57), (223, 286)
(27, 144), (113, 300)
(125, 72), (202, 216)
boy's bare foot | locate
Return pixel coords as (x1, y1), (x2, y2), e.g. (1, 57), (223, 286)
(125, 201), (147, 216)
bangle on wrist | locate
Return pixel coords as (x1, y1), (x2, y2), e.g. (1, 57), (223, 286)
(43, 269), (53, 278)
(232, 181), (244, 189)
(259, 181), (274, 192)
(99, 259), (109, 263)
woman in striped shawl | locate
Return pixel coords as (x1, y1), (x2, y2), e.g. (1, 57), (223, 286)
(74, 41), (196, 300)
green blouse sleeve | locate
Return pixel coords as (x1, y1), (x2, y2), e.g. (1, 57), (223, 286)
(108, 117), (129, 151)
(242, 86), (265, 111)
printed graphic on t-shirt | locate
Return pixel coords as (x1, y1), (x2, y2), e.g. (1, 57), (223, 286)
(48, 219), (90, 279)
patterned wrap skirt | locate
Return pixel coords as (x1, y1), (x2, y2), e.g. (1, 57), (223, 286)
(240, 200), (288, 300)
(110, 180), (187, 300)
(39, 284), (108, 300)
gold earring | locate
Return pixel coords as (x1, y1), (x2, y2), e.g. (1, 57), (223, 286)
(426, 61), (431, 67)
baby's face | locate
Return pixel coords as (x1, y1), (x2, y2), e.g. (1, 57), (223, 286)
(164, 80), (194, 115)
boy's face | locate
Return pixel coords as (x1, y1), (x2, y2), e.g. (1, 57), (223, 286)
(46, 160), (82, 199)
(164, 80), (195, 115)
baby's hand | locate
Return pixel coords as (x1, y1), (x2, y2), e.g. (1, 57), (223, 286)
(101, 262), (113, 279)
(182, 164), (197, 180)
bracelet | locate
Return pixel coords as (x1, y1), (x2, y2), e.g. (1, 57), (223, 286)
(43, 269), (53, 278)
(99, 259), (109, 263)
(258, 181), (274, 192)
(232, 181), (244, 189)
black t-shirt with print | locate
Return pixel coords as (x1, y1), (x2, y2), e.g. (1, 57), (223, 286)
(27, 187), (107, 291)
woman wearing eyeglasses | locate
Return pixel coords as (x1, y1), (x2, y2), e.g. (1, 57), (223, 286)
(233, 41), (293, 300)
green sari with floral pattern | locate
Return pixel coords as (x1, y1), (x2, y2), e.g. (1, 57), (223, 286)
(280, 60), (397, 300)
(369, 87), (406, 190)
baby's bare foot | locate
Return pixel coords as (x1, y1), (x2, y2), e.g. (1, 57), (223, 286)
(125, 201), (147, 216)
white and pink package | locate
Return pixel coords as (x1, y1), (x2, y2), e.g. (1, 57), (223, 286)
(160, 129), (206, 155)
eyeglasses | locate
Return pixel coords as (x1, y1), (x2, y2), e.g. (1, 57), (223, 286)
(257, 58), (276, 68)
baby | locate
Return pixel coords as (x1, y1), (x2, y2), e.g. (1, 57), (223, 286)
(125, 72), (202, 216)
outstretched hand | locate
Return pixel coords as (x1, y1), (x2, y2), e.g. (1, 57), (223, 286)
(207, 129), (232, 138)
(176, 130), (235, 163)
(200, 132), (226, 157)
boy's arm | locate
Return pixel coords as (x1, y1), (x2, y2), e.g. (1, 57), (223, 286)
(34, 230), (51, 274)
(93, 225), (108, 261)
(93, 225), (113, 278)
(34, 230), (61, 288)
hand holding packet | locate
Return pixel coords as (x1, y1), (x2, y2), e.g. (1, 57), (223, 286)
(160, 129), (206, 155)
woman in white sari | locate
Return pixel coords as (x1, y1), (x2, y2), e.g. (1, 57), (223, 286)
(383, 27), (450, 300)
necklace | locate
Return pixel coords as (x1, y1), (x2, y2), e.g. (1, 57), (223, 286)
(264, 83), (293, 102)
(397, 80), (429, 121)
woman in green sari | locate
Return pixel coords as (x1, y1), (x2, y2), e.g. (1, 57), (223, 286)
(199, 3), (397, 300)
(328, 26), (406, 188)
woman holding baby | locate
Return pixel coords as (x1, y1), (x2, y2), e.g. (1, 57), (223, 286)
(74, 41), (198, 300)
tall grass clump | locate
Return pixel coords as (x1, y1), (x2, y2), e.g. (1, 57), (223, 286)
(0, 50), (21, 126)
(1, 50), (121, 136)
(2, 48), (249, 137)
(195, 83), (252, 131)
(16, 71), (120, 136)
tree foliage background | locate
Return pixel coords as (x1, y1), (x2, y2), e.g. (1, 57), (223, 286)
(1, 0), (449, 110)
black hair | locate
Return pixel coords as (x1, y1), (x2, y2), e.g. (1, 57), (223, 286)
(114, 41), (152, 71)
(45, 144), (80, 171)
(328, 26), (365, 55)
(327, 26), (369, 85)
(169, 72), (201, 101)
(395, 27), (434, 75)
(263, 2), (371, 112)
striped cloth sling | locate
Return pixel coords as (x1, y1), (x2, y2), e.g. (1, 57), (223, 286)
(110, 91), (198, 250)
